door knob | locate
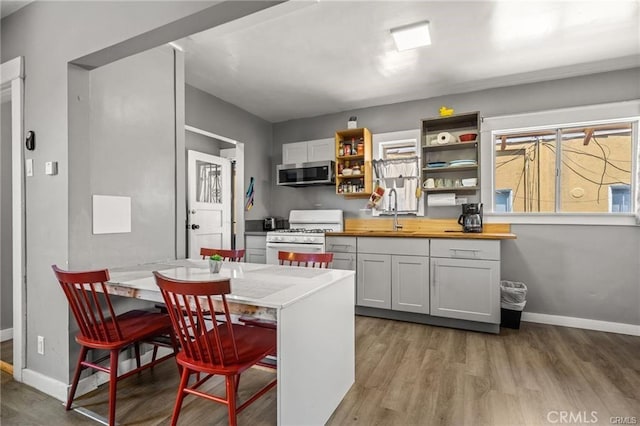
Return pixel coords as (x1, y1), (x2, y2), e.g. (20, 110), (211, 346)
(191, 224), (200, 230)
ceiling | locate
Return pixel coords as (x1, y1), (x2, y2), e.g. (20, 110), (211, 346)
(180, 0), (640, 123)
(2, 1), (638, 123)
(0, 0), (32, 19)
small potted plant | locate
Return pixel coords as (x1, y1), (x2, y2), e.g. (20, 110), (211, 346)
(208, 254), (223, 273)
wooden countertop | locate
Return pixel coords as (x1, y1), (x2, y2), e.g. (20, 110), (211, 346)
(327, 230), (516, 240)
(327, 218), (516, 240)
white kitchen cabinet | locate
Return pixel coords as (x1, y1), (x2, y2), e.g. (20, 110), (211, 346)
(327, 236), (357, 300)
(327, 237), (357, 271)
(245, 234), (266, 264)
(357, 253), (391, 309)
(282, 138), (333, 164)
(430, 239), (500, 323)
(391, 255), (429, 314)
(357, 238), (429, 313)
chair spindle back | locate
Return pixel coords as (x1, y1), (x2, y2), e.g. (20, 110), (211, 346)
(154, 272), (239, 366)
(52, 265), (123, 343)
(200, 248), (245, 262)
(277, 251), (334, 268)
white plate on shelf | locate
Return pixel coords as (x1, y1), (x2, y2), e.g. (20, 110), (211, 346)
(449, 160), (477, 167)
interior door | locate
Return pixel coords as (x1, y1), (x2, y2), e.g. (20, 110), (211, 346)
(187, 150), (231, 259)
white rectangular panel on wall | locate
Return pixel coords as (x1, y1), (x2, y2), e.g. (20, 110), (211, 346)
(92, 195), (131, 234)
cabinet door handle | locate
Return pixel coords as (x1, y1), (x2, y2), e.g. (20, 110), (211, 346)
(450, 248), (480, 257)
(432, 262), (436, 287)
(329, 244), (350, 249)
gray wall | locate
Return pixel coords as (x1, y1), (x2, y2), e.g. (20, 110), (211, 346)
(271, 68), (640, 219)
(185, 131), (221, 155)
(70, 46), (177, 269)
(0, 100), (12, 331)
(272, 68), (640, 326)
(0, 0), (260, 385)
(185, 84), (272, 219)
(502, 225), (639, 325)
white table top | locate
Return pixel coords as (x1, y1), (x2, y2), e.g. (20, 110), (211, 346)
(107, 259), (355, 309)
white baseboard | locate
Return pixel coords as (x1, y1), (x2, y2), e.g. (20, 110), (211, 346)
(22, 368), (69, 402)
(20, 347), (173, 403)
(0, 328), (13, 342)
(521, 312), (640, 336)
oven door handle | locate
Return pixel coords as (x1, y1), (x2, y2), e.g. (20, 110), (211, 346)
(266, 243), (324, 251)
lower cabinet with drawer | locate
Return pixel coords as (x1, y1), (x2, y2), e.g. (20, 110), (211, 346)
(326, 236), (357, 271)
(356, 238), (430, 314)
(245, 235), (266, 264)
(430, 239), (500, 324)
(326, 236), (357, 300)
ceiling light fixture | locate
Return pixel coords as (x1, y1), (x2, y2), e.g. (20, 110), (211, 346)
(390, 21), (431, 51)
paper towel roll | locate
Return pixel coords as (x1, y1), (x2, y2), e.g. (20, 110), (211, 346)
(427, 193), (456, 206)
(437, 132), (454, 144)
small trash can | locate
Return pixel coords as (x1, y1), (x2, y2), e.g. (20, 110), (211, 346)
(500, 280), (527, 329)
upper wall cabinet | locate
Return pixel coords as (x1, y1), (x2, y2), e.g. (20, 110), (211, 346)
(421, 112), (481, 200)
(282, 138), (334, 164)
(335, 128), (372, 198)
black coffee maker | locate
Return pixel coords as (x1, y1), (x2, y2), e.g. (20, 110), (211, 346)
(458, 203), (483, 233)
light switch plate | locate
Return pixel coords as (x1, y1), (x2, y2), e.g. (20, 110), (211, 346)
(45, 161), (58, 175)
(26, 159), (33, 177)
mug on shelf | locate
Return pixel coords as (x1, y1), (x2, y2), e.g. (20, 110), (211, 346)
(423, 178), (435, 189)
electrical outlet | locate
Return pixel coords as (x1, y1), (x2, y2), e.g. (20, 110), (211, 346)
(37, 336), (44, 355)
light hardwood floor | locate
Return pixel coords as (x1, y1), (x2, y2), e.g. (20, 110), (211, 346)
(1, 317), (639, 425)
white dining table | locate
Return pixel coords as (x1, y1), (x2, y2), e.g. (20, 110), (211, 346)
(106, 259), (356, 426)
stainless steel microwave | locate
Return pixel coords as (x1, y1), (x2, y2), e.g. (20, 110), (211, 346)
(277, 161), (335, 186)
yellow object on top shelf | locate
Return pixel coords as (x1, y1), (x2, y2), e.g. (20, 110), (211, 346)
(439, 106), (454, 117)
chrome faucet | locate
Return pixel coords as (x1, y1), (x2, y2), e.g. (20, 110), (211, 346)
(388, 188), (403, 231)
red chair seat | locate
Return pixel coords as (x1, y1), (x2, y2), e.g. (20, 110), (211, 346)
(176, 324), (275, 374)
(75, 310), (173, 349)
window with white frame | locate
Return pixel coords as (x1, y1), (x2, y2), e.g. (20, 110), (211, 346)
(493, 120), (636, 214)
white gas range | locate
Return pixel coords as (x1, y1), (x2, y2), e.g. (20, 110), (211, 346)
(265, 209), (343, 265)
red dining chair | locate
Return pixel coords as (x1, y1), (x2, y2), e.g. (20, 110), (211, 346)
(153, 271), (277, 426)
(52, 265), (177, 426)
(277, 251), (333, 268)
(239, 251), (334, 330)
(200, 248), (245, 261)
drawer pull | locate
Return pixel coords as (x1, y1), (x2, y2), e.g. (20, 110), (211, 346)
(450, 248), (480, 257)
